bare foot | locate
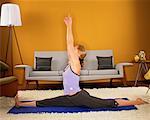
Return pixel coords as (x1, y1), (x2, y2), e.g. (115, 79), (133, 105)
(15, 94), (20, 107)
(136, 98), (147, 105)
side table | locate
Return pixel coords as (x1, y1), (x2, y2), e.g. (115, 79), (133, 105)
(133, 60), (150, 86)
(15, 65), (39, 89)
(15, 65), (29, 68)
(15, 65), (29, 85)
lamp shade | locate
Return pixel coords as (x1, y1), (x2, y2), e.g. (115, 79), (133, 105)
(0, 3), (22, 26)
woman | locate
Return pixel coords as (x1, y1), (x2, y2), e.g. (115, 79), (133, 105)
(15, 16), (146, 108)
(63, 16), (86, 95)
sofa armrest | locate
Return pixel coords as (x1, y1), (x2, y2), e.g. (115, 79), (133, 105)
(0, 60), (9, 72)
(115, 63), (133, 76)
(25, 66), (33, 78)
(15, 65), (33, 78)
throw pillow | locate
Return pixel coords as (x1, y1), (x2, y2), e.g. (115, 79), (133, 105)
(35, 57), (52, 71)
(96, 56), (113, 69)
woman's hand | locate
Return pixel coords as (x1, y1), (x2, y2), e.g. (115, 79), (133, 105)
(64, 16), (72, 27)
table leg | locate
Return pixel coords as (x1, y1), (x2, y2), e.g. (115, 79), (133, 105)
(146, 84), (150, 94)
(134, 63), (142, 86)
(144, 62), (149, 71)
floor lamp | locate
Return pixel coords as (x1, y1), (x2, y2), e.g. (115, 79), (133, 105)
(0, 3), (23, 74)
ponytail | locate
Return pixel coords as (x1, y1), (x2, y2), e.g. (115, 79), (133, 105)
(79, 58), (84, 67)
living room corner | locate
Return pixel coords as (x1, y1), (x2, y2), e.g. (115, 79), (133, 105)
(0, 0), (150, 119)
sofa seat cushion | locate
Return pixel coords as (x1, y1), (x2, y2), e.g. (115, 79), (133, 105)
(31, 71), (59, 76)
(88, 69), (118, 75)
(0, 76), (17, 85)
(58, 70), (89, 76)
(80, 70), (89, 75)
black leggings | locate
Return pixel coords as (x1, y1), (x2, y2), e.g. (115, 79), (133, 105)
(36, 90), (118, 108)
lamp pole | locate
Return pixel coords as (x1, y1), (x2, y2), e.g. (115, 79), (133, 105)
(1, 3), (23, 75)
(5, 25), (24, 75)
(13, 26), (24, 65)
(5, 25), (13, 74)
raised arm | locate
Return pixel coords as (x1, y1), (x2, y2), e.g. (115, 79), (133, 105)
(64, 17), (79, 60)
(64, 16), (81, 74)
(64, 17), (76, 58)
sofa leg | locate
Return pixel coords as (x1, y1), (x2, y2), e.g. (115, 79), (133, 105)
(26, 80), (39, 89)
(26, 80), (29, 89)
(122, 78), (127, 86)
(110, 78), (113, 87)
(122, 68), (128, 86)
(36, 81), (39, 89)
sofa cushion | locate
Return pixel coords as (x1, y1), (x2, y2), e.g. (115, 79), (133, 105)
(80, 70), (89, 75)
(34, 51), (68, 71)
(31, 71), (59, 76)
(58, 71), (63, 76)
(88, 69), (118, 75)
(35, 57), (52, 71)
(96, 56), (113, 69)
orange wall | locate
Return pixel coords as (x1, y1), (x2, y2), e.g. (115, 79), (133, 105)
(2, 0), (150, 84)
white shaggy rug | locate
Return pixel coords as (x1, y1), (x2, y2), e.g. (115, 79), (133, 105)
(0, 87), (150, 120)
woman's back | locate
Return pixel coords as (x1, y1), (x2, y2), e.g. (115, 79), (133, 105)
(63, 65), (81, 95)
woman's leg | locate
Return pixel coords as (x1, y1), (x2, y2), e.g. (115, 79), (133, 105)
(15, 94), (74, 107)
(115, 98), (146, 106)
(15, 95), (36, 107)
(70, 90), (117, 108)
(73, 90), (146, 108)
(15, 91), (147, 108)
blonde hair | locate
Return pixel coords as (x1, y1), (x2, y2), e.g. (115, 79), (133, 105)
(76, 44), (86, 67)
(76, 44), (86, 58)
(76, 44), (85, 52)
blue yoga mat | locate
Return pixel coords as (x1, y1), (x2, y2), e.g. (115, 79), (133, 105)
(8, 98), (137, 114)
(8, 105), (137, 114)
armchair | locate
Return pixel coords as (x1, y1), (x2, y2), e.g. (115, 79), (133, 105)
(0, 60), (18, 97)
